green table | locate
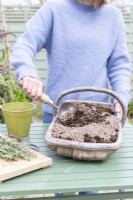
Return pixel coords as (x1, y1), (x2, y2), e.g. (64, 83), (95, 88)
(0, 122), (133, 200)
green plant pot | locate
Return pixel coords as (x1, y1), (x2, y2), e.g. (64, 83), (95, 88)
(1, 102), (36, 138)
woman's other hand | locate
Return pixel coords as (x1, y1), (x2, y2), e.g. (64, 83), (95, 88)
(19, 76), (43, 101)
(114, 102), (122, 119)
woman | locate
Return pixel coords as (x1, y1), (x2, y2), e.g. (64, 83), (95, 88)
(11, 0), (131, 123)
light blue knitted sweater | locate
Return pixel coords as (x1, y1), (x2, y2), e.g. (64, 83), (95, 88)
(11, 0), (131, 114)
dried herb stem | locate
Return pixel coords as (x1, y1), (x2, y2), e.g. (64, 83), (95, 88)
(0, 0), (12, 71)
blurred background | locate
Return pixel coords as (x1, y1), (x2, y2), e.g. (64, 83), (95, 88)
(2, 0), (133, 5)
(1, 0), (133, 122)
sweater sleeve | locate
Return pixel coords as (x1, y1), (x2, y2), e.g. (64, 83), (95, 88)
(11, 2), (52, 81)
(107, 14), (131, 110)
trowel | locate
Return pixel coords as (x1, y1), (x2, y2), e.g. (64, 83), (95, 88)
(40, 93), (77, 119)
(19, 80), (77, 119)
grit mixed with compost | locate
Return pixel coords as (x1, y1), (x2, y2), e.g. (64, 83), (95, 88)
(52, 102), (120, 143)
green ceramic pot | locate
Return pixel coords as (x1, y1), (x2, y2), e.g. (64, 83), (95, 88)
(1, 102), (36, 138)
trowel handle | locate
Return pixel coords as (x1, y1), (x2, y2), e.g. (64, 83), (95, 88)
(19, 80), (50, 104)
(40, 93), (51, 104)
(40, 94), (58, 109)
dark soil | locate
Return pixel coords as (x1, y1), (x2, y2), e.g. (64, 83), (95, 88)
(52, 102), (120, 143)
(59, 103), (114, 127)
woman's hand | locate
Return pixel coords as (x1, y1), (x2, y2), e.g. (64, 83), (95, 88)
(19, 76), (44, 101)
(114, 102), (122, 119)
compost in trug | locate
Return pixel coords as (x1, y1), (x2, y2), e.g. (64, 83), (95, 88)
(52, 102), (120, 143)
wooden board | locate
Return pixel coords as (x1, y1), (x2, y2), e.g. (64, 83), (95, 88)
(0, 134), (52, 183)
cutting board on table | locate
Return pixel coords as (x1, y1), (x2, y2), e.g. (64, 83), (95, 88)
(0, 134), (52, 183)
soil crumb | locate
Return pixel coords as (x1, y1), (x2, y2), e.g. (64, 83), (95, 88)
(52, 102), (120, 143)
